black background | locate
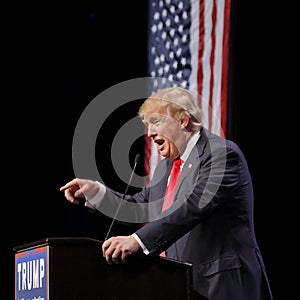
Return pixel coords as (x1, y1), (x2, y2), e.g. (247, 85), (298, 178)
(2, 1), (293, 299)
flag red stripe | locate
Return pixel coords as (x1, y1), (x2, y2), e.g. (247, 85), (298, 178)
(208, 0), (218, 132)
(220, 0), (231, 138)
(197, 0), (205, 109)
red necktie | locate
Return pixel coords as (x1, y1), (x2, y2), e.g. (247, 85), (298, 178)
(162, 158), (182, 212)
(160, 158), (182, 257)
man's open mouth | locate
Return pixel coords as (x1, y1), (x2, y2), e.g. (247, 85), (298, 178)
(155, 139), (164, 146)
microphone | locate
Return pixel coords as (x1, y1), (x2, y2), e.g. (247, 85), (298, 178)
(104, 153), (141, 241)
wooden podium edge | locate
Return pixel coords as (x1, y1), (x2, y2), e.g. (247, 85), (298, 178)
(13, 236), (193, 270)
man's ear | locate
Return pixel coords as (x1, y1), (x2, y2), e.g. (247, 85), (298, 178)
(180, 114), (190, 129)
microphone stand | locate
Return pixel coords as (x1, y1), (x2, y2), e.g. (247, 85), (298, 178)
(104, 154), (141, 241)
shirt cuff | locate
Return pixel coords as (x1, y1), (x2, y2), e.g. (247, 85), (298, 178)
(85, 181), (106, 209)
(131, 233), (150, 255)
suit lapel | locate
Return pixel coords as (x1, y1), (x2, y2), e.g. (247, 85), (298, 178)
(174, 129), (208, 199)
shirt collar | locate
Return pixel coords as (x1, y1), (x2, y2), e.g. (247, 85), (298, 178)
(180, 130), (201, 164)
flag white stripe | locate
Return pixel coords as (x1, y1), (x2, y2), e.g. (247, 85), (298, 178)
(211, 0), (226, 135)
(189, 0), (200, 94)
(201, 0), (213, 130)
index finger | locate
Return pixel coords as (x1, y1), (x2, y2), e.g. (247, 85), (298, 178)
(59, 178), (79, 192)
(102, 238), (112, 253)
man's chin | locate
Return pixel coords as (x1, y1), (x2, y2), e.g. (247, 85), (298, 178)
(161, 152), (172, 159)
(159, 151), (168, 158)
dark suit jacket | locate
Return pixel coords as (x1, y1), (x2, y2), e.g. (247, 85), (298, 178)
(100, 128), (273, 300)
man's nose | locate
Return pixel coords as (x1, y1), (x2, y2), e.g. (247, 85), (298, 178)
(147, 125), (156, 137)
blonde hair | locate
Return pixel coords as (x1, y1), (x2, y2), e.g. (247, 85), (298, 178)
(138, 87), (203, 132)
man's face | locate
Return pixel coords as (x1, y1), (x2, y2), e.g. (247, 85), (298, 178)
(142, 111), (187, 160)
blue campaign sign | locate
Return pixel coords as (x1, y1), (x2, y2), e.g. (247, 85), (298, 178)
(15, 245), (49, 300)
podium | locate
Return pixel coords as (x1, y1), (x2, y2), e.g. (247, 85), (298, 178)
(14, 237), (193, 300)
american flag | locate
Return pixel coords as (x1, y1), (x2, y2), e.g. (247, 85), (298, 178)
(145, 0), (231, 180)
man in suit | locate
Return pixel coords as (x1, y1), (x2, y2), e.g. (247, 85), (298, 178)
(60, 86), (273, 300)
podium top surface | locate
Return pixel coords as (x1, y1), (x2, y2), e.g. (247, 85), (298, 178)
(13, 236), (192, 269)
